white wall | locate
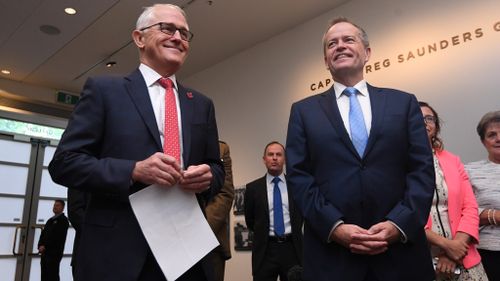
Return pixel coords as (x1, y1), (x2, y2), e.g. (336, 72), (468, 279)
(183, 0), (500, 280)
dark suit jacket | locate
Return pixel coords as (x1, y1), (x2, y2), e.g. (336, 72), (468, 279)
(38, 213), (69, 260)
(49, 69), (224, 281)
(205, 141), (234, 260)
(67, 188), (89, 268)
(285, 84), (435, 281)
(244, 175), (303, 274)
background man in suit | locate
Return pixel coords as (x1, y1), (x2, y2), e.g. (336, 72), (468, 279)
(244, 141), (303, 281)
(205, 141), (235, 281)
(38, 199), (69, 281)
(48, 4), (224, 281)
(285, 18), (435, 281)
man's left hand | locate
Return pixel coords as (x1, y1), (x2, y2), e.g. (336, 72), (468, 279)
(179, 164), (212, 193)
(349, 221), (400, 255)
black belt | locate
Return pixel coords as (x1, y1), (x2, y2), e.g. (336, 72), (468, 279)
(268, 234), (293, 243)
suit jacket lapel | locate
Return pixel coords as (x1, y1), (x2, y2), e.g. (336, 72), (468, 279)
(178, 83), (193, 166)
(319, 87), (360, 158)
(285, 176), (297, 226)
(364, 84), (386, 157)
(125, 69), (162, 151)
(258, 176), (271, 228)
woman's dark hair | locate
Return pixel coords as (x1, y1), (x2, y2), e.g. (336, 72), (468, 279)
(418, 101), (443, 150)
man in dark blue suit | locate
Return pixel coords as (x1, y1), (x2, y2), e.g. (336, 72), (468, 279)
(49, 4), (223, 281)
(285, 18), (435, 281)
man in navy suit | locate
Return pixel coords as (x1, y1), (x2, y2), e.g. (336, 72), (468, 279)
(49, 4), (223, 281)
(285, 18), (435, 281)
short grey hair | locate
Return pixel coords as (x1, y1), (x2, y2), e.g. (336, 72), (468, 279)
(136, 4), (187, 29)
(322, 17), (370, 55)
(476, 110), (500, 141)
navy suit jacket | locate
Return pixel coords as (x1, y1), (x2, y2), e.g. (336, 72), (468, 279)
(285, 84), (435, 281)
(49, 69), (224, 281)
(243, 175), (303, 274)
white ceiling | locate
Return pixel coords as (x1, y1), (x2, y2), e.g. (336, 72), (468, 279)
(0, 0), (348, 94)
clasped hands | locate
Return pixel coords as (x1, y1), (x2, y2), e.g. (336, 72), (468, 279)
(434, 233), (469, 276)
(131, 152), (212, 193)
(331, 221), (401, 255)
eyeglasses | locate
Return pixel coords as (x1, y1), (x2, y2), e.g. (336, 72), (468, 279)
(140, 22), (194, 42)
(423, 115), (436, 124)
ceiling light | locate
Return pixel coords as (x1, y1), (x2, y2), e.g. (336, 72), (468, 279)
(106, 61), (117, 68)
(64, 8), (77, 15)
(1, 69), (11, 75)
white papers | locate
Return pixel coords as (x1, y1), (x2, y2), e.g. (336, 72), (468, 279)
(129, 184), (219, 280)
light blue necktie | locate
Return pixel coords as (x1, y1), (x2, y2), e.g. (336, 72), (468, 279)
(272, 177), (285, 236)
(344, 87), (368, 157)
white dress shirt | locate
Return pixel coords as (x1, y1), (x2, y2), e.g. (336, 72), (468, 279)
(266, 173), (292, 236)
(139, 64), (185, 168)
(333, 80), (372, 138)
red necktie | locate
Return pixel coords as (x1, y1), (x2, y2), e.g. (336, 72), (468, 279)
(158, 78), (181, 163)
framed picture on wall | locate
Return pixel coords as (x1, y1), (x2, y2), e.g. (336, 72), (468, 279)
(234, 218), (253, 251)
(233, 185), (245, 215)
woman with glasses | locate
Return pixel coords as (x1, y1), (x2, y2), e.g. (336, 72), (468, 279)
(419, 101), (488, 281)
(465, 111), (500, 281)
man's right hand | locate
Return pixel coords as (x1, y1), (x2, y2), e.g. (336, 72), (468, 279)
(331, 224), (364, 247)
(131, 152), (182, 187)
(38, 245), (45, 254)
(331, 224), (388, 255)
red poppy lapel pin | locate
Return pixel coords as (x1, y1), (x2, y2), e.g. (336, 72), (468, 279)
(187, 92), (193, 99)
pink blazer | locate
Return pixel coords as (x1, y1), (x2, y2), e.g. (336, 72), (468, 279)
(425, 149), (481, 268)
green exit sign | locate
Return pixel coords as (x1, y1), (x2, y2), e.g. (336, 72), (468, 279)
(56, 91), (79, 105)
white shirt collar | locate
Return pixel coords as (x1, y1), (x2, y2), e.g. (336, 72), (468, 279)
(139, 63), (179, 90)
(333, 80), (368, 99)
(266, 173), (285, 184)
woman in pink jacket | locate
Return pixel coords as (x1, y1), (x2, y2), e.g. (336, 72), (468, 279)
(419, 102), (488, 281)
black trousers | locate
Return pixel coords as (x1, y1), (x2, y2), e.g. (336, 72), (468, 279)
(40, 255), (62, 281)
(478, 249), (500, 281)
(138, 250), (208, 281)
(253, 240), (300, 281)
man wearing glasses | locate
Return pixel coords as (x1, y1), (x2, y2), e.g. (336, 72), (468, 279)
(49, 4), (224, 281)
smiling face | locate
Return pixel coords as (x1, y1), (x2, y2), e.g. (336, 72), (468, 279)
(323, 21), (371, 86)
(132, 5), (189, 76)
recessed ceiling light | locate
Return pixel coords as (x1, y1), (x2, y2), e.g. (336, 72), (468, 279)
(64, 8), (77, 15)
(106, 61), (117, 68)
(1, 69), (11, 75)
